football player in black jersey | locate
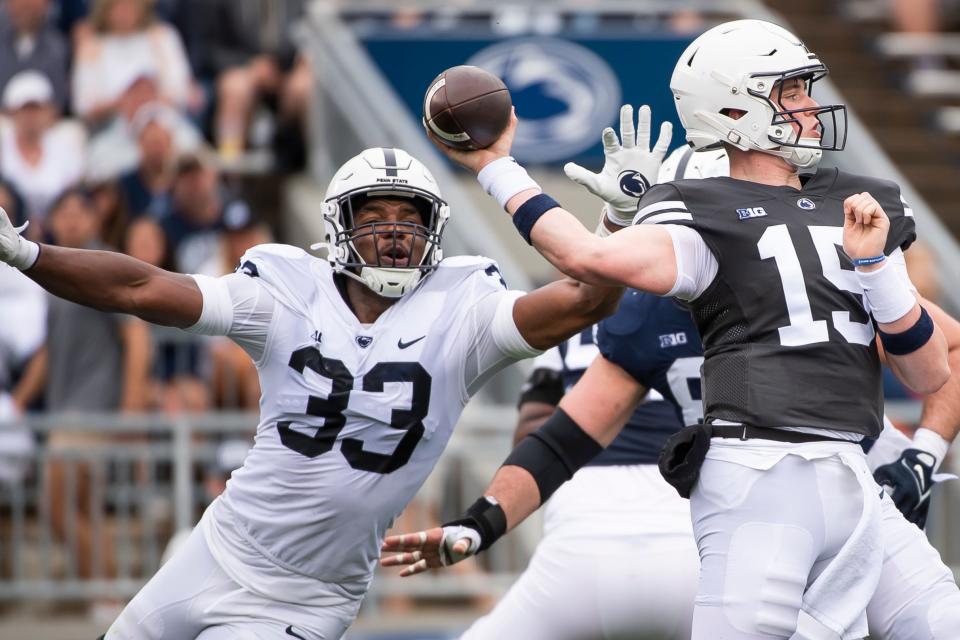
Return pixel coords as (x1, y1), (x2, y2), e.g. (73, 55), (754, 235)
(382, 18), (959, 639)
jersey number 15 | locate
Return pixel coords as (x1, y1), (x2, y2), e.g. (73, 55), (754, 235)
(759, 224), (876, 347)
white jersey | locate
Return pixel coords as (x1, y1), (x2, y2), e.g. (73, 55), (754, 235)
(186, 244), (539, 606)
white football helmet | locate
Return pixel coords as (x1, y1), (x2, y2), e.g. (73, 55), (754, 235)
(321, 147), (450, 298)
(657, 145), (730, 182)
(670, 19), (847, 169)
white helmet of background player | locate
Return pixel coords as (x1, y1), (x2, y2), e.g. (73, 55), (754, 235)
(657, 145), (730, 182)
(670, 19), (847, 169)
(321, 147), (450, 298)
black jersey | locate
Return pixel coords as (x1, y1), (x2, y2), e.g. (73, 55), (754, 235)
(635, 167), (916, 437)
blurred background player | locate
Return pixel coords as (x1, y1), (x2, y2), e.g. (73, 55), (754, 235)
(460, 141), (722, 640)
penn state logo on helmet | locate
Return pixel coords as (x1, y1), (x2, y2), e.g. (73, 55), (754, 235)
(468, 38), (621, 163)
(618, 170), (650, 198)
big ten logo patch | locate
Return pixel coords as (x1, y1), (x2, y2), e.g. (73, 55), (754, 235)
(659, 332), (688, 348)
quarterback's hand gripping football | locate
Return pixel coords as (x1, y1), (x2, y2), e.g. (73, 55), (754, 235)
(843, 192), (890, 263)
(0, 207), (39, 270)
(874, 448), (937, 528)
(425, 109), (519, 175)
(380, 525), (481, 577)
(564, 104), (672, 227)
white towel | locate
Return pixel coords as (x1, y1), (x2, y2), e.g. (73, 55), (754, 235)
(791, 450), (883, 640)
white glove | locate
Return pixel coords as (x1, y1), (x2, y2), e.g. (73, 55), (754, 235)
(564, 104), (672, 227)
(0, 207), (39, 270)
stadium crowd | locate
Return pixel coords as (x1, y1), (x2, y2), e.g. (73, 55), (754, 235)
(0, 0), (310, 615)
(0, 0), (312, 418)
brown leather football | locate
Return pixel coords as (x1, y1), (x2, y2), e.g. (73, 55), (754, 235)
(423, 65), (512, 150)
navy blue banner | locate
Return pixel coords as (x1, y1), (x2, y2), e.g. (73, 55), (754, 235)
(361, 34), (694, 167)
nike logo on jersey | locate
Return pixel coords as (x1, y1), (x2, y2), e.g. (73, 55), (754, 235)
(736, 206), (768, 220)
(285, 626), (307, 639)
(398, 335), (426, 349)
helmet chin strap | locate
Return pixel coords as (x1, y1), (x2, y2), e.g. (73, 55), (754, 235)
(757, 138), (823, 170)
(341, 265), (424, 299)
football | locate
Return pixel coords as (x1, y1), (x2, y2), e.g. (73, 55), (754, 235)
(423, 65), (512, 150)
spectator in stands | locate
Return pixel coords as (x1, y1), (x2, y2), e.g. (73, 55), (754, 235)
(71, 0), (192, 125)
(87, 177), (128, 249)
(117, 102), (177, 219)
(0, 69), (85, 233)
(84, 74), (201, 182)
(11, 187), (152, 588)
(123, 214), (168, 270)
(199, 0), (311, 168)
(0, 0), (69, 111)
(162, 151), (244, 274)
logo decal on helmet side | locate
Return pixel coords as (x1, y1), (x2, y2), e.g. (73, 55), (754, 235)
(797, 197), (816, 210)
(618, 170), (650, 198)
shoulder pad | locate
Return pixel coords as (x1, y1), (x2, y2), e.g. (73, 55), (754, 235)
(236, 244), (324, 315)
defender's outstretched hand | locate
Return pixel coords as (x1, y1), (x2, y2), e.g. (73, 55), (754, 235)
(425, 109), (519, 175)
(564, 104), (673, 227)
(0, 207), (38, 270)
(843, 191), (890, 263)
(381, 525), (481, 577)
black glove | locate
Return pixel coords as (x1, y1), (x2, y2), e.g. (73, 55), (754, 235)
(873, 448), (937, 529)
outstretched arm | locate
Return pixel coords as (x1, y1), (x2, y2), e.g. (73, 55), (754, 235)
(429, 109), (681, 296)
(0, 208), (203, 328)
(381, 354), (647, 576)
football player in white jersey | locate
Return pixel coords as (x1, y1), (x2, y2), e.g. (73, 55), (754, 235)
(0, 137), (624, 638)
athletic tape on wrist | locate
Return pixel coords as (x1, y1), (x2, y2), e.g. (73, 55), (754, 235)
(442, 496), (506, 552)
(513, 194), (561, 245)
(878, 306), (934, 356)
(477, 157), (540, 209)
(912, 427), (949, 472)
(856, 259), (916, 324)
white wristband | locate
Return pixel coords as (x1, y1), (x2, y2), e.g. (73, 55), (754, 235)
(856, 260), (916, 324)
(913, 427), (950, 472)
(9, 222), (39, 270)
(477, 157), (541, 210)
(603, 202), (635, 228)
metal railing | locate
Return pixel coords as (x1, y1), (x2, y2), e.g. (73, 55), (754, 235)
(0, 400), (957, 605)
(0, 405), (539, 603)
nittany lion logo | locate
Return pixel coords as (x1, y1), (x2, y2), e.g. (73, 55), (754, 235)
(797, 197), (816, 210)
(618, 170), (650, 198)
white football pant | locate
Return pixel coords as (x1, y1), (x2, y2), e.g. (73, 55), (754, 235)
(692, 451), (960, 639)
(104, 526), (354, 640)
(461, 465), (699, 640)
